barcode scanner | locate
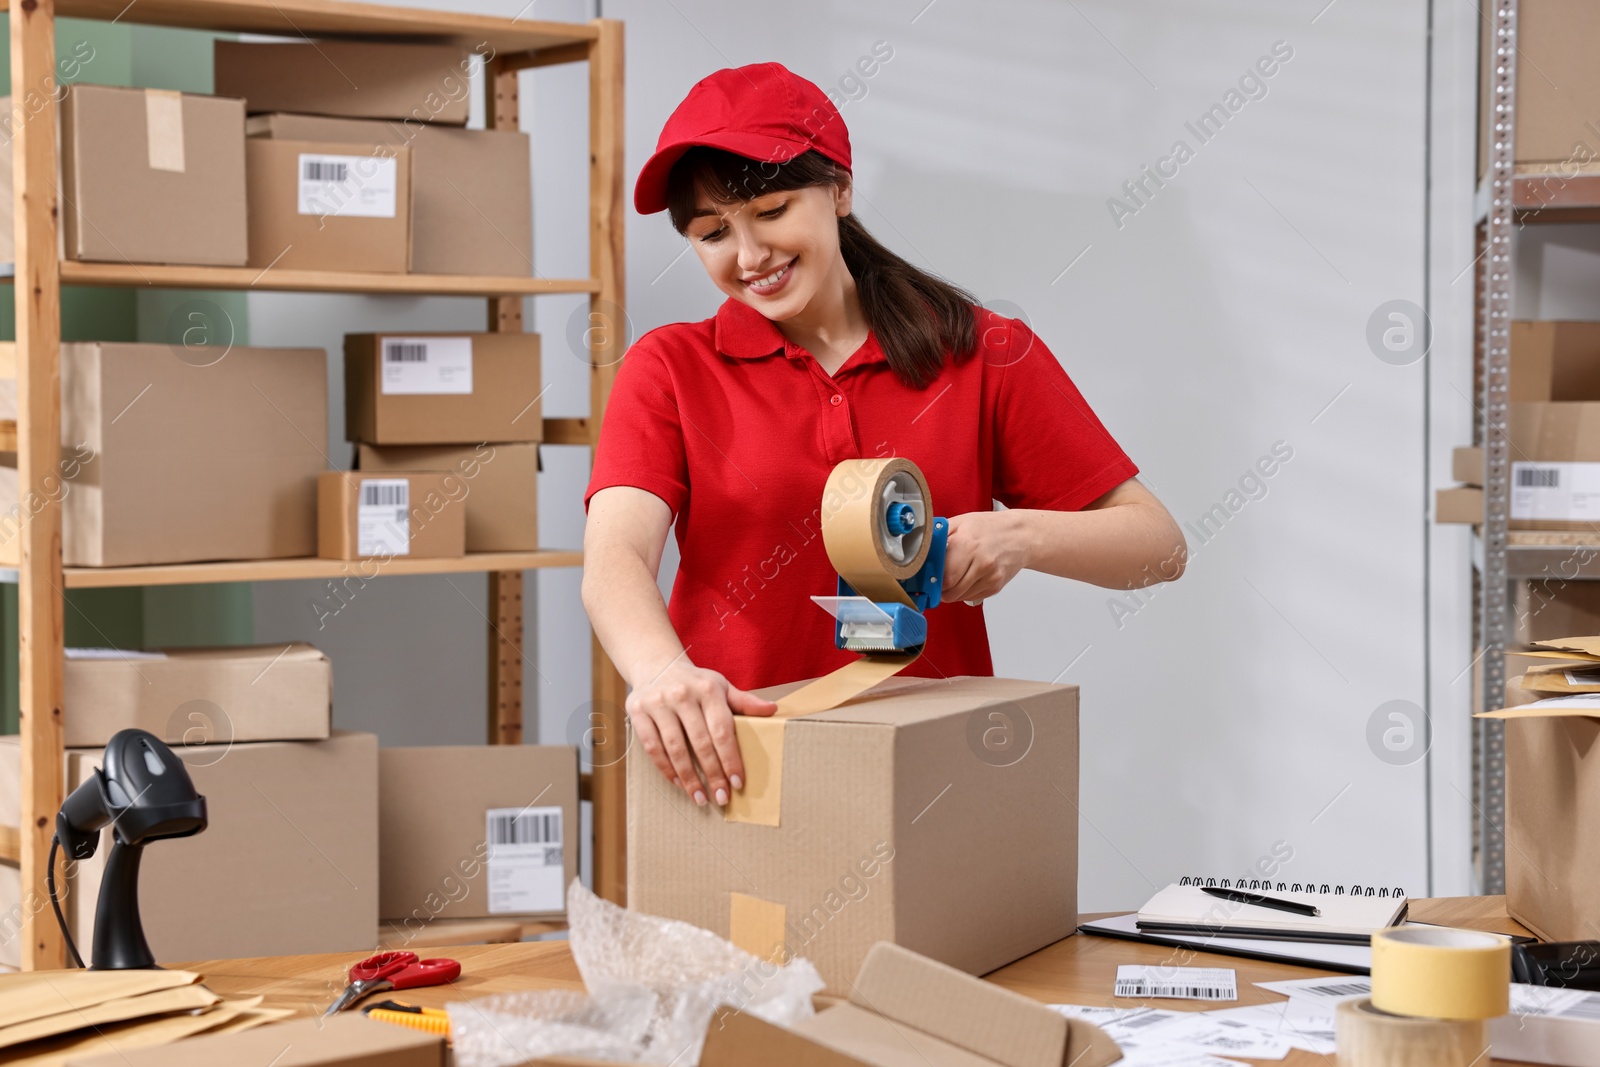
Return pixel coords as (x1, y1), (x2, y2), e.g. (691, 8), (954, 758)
(53, 729), (208, 969)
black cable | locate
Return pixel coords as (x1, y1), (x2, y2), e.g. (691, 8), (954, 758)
(47, 835), (86, 969)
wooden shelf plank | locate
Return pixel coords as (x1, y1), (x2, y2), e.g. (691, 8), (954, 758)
(59, 261), (599, 297)
(3, 0), (598, 54)
(64, 550), (582, 589)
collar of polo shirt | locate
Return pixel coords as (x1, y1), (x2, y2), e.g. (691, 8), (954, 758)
(714, 297), (886, 368)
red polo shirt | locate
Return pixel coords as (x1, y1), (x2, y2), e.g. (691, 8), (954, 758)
(584, 297), (1138, 690)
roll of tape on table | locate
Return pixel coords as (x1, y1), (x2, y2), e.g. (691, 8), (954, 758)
(1370, 926), (1510, 1020)
(820, 457), (932, 608)
(1335, 999), (1489, 1067)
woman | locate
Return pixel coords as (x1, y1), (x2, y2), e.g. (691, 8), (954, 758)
(583, 62), (1185, 811)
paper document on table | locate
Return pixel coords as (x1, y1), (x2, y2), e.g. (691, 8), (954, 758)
(1115, 965), (1237, 1001)
(1253, 974), (1371, 1002)
(1204, 1001), (1338, 1056)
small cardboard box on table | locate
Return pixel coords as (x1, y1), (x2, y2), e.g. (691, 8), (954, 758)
(628, 674), (1079, 993)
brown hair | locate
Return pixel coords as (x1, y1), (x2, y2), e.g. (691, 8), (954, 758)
(665, 147), (977, 389)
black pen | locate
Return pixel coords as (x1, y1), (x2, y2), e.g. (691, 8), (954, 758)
(1200, 885), (1322, 917)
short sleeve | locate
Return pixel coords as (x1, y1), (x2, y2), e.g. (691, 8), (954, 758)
(990, 318), (1139, 511)
(584, 337), (689, 515)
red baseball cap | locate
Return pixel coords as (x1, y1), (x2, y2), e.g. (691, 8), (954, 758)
(633, 62), (853, 216)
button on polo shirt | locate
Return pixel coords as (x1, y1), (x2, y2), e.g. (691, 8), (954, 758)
(585, 296), (1139, 691)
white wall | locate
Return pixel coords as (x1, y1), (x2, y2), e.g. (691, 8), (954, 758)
(250, 0), (1477, 908)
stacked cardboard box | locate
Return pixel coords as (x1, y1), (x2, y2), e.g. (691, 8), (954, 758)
(0, 730), (376, 967)
(218, 39), (530, 277)
(1477, 0), (1600, 180)
(343, 332), (542, 554)
(1437, 321), (1600, 530)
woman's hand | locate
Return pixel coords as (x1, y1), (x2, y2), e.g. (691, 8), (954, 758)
(942, 510), (1030, 604)
(625, 658), (778, 807)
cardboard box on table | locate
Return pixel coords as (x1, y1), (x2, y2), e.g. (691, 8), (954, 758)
(358, 443), (539, 552)
(248, 113), (531, 276)
(215, 39), (473, 125)
(627, 675), (1079, 993)
(0, 342), (326, 567)
(379, 746), (579, 929)
(317, 472), (466, 561)
(0, 731), (377, 968)
(246, 139), (412, 273)
(69, 1014), (443, 1067)
(344, 332), (543, 445)
(1496, 702), (1600, 942)
(61, 643), (331, 749)
(57, 84), (248, 266)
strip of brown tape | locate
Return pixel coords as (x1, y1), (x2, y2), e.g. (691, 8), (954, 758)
(726, 654), (918, 827)
(728, 892), (788, 965)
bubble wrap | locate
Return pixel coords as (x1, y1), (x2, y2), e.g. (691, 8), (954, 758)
(449, 880), (824, 1066)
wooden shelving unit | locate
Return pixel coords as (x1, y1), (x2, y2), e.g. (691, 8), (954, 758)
(5, 0), (629, 969)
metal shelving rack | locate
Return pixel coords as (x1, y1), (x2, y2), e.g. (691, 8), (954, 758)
(1467, 0), (1600, 893)
(1, 0), (629, 969)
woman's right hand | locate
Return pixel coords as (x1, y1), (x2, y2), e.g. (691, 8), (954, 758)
(626, 659), (778, 807)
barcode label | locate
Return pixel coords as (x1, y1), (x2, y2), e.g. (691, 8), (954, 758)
(1511, 461), (1600, 521)
(302, 159), (348, 182)
(486, 805), (564, 914)
(489, 810), (562, 846)
(1115, 965), (1237, 1002)
(379, 336), (473, 395)
(384, 342), (428, 363)
(297, 152), (397, 218)
(1302, 981), (1369, 997)
(356, 478), (409, 557)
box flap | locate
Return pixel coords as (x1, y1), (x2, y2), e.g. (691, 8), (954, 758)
(65, 1013), (442, 1066)
(753, 675), (1071, 728)
(702, 1007), (875, 1067)
(1477, 694), (1600, 720)
(841, 942), (1117, 1067)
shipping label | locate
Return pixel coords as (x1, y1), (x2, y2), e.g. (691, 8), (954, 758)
(379, 336), (474, 395)
(1511, 461), (1600, 522)
(297, 152), (398, 218)
(357, 478), (410, 557)
(485, 805), (564, 914)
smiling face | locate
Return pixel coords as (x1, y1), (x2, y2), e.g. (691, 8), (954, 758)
(684, 180), (853, 322)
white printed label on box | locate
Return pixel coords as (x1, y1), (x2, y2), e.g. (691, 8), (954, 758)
(297, 152), (397, 218)
(486, 806), (564, 914)
(357, 479), (410, 557)
(380, 336), (474, 395)
(1511, 461), (1600, 521)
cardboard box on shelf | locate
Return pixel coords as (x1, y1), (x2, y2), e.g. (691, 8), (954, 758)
(1478, 1), (1600, 177)
(697, 944), (1120, 1067)
(1434, 486), (1482, 525)
(627, 675), (1079, 993)
(345, 332), (543, 445)
(1501, 709), (1600, 941)
(0, 731), (378, 968)
(248, 114), (531, 276)
(215, 39), (473, 125)
(1453, 446), (1484, 486)
(0, 342), (326, 567)
(378, 745), (579, 928)
(357, 443), (538, 552)
(1503, 402), (1600, 531)
(1512, 321), (1600, 402)
(317, 472), (466, 561)
(56, 84), (248, 266)
(62, 643), (331, 749)
(246, 139), (411, 274)
(1516, 579), (1600, 644)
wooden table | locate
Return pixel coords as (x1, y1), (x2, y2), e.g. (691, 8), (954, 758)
(183, 896), (1537, 1066)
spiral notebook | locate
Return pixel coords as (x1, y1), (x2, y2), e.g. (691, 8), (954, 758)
(1134, 877), (1410, 944)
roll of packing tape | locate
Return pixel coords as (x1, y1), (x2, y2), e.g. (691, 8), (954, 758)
(820, 458), (932, 608)
(1370, 926), (1510, 1020)
(1335, 999), (1489, 1067)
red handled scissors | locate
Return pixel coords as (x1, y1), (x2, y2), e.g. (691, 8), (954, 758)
(323, 951), (462, 1016)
